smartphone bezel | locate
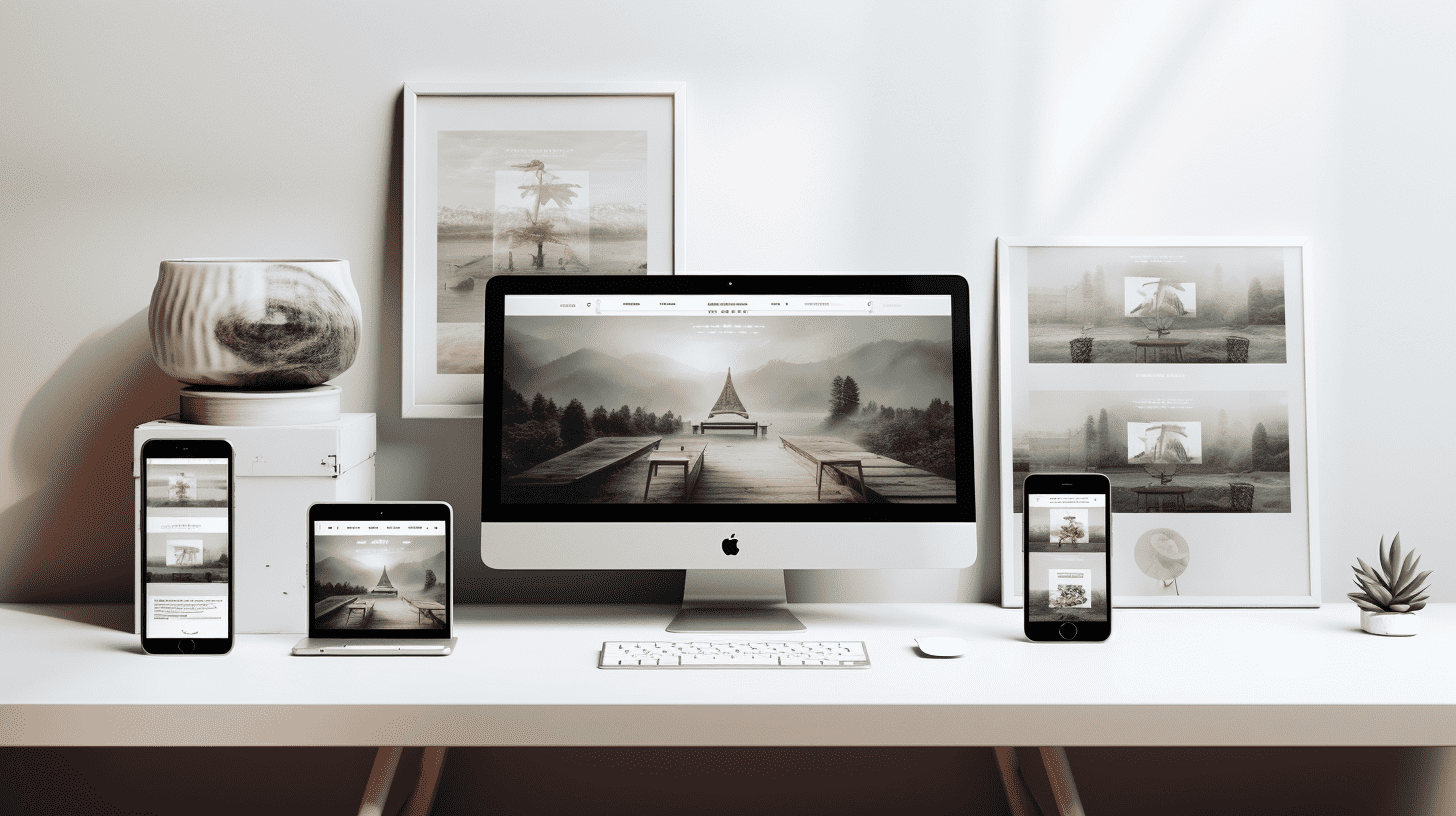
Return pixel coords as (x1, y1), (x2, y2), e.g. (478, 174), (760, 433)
(1022, 472), (1112, 642)
(140, 438), (234, 655)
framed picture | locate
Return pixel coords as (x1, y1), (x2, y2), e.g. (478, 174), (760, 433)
(997, 238), (1320, 607)
(402, 82), (684, 418)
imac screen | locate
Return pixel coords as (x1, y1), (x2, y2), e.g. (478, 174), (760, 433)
(491, 281), (970, 522)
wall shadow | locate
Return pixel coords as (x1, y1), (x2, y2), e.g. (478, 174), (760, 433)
(0, 311), (178, 602)
(7, 603), (133, 632)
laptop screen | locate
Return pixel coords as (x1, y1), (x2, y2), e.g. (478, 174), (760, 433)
(310, 518), (449, 636)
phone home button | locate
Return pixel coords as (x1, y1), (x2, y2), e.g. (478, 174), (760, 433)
(1058, 623), (1078, 640)
(178, 639), (196, 654)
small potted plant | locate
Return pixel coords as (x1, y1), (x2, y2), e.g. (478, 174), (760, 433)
(1348, 534), (1431, 636)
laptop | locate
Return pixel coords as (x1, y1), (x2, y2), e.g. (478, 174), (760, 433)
(292, 501), (457, 656)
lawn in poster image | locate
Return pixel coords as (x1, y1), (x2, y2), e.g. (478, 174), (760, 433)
(1027, 590), (1109, 623)
(1028, 322), (1287, 364)
(1108, 469), (1290, 513)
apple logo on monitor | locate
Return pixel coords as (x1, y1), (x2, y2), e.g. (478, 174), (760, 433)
(722, 534), (739, 556)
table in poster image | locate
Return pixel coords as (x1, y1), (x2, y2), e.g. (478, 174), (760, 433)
(5, 602), (1456, 748)
(1130, 339), (1190, 362)
(1132, 486), (1192, 512)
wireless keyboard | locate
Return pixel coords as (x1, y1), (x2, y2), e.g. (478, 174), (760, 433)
(599, 640), (870, 668)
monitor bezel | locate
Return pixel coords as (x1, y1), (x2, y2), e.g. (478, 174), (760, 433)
(484, 274), (974, 525)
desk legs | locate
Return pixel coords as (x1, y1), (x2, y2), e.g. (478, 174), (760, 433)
(1040, 747), (1087, 816)
(357, 746), (448, 816)
(358, 746), (403, 816)
(994, 747), (1086, 816)
(401, 747), (449, 816)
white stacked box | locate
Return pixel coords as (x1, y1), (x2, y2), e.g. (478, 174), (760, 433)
(133, 413), (376, 634)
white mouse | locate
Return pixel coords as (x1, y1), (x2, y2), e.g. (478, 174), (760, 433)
(915, 637), (967, 658)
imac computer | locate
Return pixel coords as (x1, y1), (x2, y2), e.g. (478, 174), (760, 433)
(483, 275), (975, 632)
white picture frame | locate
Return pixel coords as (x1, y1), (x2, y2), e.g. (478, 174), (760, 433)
(997, 237), (1320, 607)
(402, 82), (685, 418)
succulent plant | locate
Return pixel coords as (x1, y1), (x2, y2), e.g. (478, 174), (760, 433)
(1349, 533), (1432, 613)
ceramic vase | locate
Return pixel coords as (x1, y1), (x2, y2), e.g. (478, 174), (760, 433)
(1361, 609), (1419, 636)
(149, 259), (361, 388)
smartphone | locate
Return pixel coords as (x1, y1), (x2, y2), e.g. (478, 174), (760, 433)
(1023, 473), (1111, 642)
(140, 438), (234, 654)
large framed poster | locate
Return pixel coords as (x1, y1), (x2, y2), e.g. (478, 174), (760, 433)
(997, 238), (1320, 607)
(402, 83), (684, 418)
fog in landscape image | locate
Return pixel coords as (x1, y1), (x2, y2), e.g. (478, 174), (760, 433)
(1013, 390), (1291, 513)
(1025, 246), (1288, 364)
(436, 131), (650, 374)
(500, 316), (960, 504)
(1027, 506), (1107, 551)
(312, 535), (447, 630)
(145, 463), (228, 508)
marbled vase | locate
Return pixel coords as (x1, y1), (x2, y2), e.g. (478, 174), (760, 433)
(149, 259), (362, 388)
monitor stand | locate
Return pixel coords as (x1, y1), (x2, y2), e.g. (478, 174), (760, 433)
(666, 569), (807, 632)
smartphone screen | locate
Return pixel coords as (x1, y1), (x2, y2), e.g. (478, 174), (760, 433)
(1024, 474), (1110, 640)
(141, 440), (233, 653)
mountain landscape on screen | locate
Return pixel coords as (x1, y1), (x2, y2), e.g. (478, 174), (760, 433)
(504, 331), (953, 417)
(498, 314), (960, 504)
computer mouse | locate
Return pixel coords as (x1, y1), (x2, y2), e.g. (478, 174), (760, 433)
(915, 637), (966, 658)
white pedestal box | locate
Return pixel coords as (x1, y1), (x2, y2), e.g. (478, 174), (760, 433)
(134, 414), (376, 634)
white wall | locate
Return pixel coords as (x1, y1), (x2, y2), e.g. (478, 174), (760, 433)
(2, 1), (1452, 608)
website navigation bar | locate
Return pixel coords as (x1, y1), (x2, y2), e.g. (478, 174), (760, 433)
(505, 294), (952, 317)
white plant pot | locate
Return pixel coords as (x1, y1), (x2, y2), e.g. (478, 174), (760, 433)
(149, 258), (361, 388)
(1361, 609), (1420, 637)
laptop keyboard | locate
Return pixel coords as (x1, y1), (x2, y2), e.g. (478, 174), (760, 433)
(599, 640), (870, 668)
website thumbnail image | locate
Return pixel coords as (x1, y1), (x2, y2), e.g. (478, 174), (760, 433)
(499, 300), (960, 505)
(1025, 495), (1107, 554)
(1027, 553), (1107, 623)
(1024, 245), (1289, 365)
(313, 524), (446, 631)
(144, 517), (228, 585)
(144, 459), (228, 508)
(1012, 390), (1291, 514)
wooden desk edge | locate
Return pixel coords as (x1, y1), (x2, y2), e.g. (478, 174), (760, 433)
(4, 704), (1456, 747)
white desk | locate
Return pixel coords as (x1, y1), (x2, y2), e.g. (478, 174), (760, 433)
(2, 603), (1454, 747)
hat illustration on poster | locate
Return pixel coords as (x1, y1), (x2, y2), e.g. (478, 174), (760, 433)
(1135, 528), (1190, 594)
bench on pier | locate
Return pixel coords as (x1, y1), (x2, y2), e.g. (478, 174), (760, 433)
(642, 444), (707, 501)
(692, 420), (769, 438)
(504, 436), (663, 502)
(816, 458), (866, 503)
(408, 599), (447, 626)
(343, 599), (374, 628)
(779, 435), (957, 504)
